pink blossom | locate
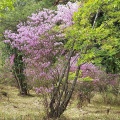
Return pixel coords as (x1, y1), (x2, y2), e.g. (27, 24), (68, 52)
(4, 2), (79, 93)
(9, 54), (15, 65)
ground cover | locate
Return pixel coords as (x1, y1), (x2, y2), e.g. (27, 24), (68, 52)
(0, 85), (120, 120)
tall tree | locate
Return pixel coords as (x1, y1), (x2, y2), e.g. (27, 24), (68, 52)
(4, 2), (79, 117)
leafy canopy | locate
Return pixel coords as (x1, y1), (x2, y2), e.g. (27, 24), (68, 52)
(66, 0), (120, 73)
(0, 0), (16, 17)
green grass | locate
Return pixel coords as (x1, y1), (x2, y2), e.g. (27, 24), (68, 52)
(0, 84), (120, 120)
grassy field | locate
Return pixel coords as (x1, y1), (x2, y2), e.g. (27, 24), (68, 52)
(0, 84), (120, 120)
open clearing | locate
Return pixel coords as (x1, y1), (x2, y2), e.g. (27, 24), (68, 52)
(0, 85), (120, 120)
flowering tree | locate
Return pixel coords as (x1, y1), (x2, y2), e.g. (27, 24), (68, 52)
(4, 2), (79, 118)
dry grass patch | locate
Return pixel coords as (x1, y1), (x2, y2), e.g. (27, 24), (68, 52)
(0, 84), (120, 120)
(0, 84), (45, 119)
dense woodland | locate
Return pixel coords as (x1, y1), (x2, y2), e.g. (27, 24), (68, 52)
(0, 0), (120, 119)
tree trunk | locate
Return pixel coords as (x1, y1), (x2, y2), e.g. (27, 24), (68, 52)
(48, 63), (81, 118)
(13, 48), (28, 95)
(48, 41), (80, 119)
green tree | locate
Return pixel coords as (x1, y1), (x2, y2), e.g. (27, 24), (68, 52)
(64, 0), (120, 116)
(66, 0), (120, 73)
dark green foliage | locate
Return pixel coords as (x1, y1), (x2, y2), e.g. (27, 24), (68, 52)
(13, 48), (27, 95)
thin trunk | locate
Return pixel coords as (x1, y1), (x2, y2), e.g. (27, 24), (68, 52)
(48, 65), (81, 118)
(13, 48), (28, 95)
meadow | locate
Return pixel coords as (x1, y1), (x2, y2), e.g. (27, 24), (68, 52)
(0, 84), (120, 120)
